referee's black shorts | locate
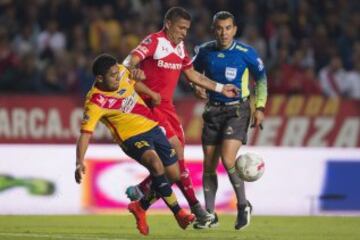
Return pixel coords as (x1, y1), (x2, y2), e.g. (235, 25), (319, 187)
(201, 100), (251, 145)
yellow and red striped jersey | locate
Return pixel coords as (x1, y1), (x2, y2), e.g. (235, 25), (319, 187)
(80, 64), (158, 142)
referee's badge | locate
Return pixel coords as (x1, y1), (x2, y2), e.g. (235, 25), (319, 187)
(225, 67), (237, 81)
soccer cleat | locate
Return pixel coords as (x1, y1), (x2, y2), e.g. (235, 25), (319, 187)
(128, 200), (149, 235)
(235, 200), (252, 230)
(193, 212), (219, 229)
(191, 202), (213, 223)
(125, 185), (143, 201)
(174, 209), (196, 229)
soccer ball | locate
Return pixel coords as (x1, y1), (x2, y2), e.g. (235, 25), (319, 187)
(235, 152), (265, 182)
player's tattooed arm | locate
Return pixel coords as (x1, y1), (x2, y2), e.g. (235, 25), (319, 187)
(189, 82), (208, 100)
(184, 68), (239, 98)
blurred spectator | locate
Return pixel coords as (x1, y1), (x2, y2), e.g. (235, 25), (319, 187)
(298, 38), (315, 69)
(13, 53), (42, 92)
(337, 21), (359, 70)
(39, 64), (65, 94)
(188, 0), (211, 24)
(37, 0), (62, 29)
(290, 0), (315, 39)
(269, 24), (296, 67)
(318, 54), (349, 98)
(0, 3), (19, 39)
(324, 8), (341, 40)
(237, 1), (263, 33)
(312, 24), (335, 72)
(344, 57), (360, 99)
(12, 24), (38, 57)
(0, 0), (358, 99)
(239, 24), (267, 60)
(88, 5), (122, 53)
(73, 51), (93, 97)
(0, 27), (20, 91)
(114, 0), (136, 21)
(278, 49), (321, 95)
(101, 4), (122, 51)
(68, 24), (88, 53)
(189, 21), (211, 48)
(58, 0), (84, 31)
(37, 19), (66, 59)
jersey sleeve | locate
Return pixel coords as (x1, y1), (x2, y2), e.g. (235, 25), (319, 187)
(80, 100), (104, 134)
(131, 34), (157, 60)
(182, 48), (193, 71)
(244, 47), (268, 108)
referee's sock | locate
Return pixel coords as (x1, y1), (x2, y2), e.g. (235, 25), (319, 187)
(227, 167), (247, 206)
(203, 172), (218, 213)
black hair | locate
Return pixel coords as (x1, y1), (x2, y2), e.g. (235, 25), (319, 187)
(92, 53), (117, 76)
(164, 6), (192, 23)
(212, 11), (236, 26)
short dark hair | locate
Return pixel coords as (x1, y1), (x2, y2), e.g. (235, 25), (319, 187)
(164, 7), (191, 23)
(92, 53), (117, 76)
(212, 11), (235, 26)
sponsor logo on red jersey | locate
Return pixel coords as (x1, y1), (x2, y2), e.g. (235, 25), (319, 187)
(157, 60), (182, 70)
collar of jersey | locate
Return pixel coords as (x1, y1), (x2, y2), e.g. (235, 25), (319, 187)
(216, 40), (236, 51)
(160, 29), (180, 48)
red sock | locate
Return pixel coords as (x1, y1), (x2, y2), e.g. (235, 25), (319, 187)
(138, 175), (152, 195)
(175, 159), (199, 207)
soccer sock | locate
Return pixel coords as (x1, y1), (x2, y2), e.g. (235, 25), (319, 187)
(227, 167), (247, 205)
(138, 176), (152, 196)
(150, 174), (181, 214)
(175, 159), (199, 207)
(139, 190), (158, 210)
(203, 172), (218, 213)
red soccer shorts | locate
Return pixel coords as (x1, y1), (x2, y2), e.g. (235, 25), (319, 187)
(151, 102), (185, 146)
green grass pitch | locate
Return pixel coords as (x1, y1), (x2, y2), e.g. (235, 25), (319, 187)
(0, 215), (359, 240)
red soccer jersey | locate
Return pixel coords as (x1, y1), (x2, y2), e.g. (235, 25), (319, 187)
(131, 30), (193, 102)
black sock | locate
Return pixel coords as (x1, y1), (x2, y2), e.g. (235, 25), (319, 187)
(151, 174), (181, 214)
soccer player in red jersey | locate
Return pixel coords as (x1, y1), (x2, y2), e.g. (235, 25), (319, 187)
(123, 7), (238, 226)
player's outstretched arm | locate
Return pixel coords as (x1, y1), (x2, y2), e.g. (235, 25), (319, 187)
(190, 83), (208, 100)
(135, 82), (161, 106)
(75, 132), (91, 184)
(184, 67), (239, 98)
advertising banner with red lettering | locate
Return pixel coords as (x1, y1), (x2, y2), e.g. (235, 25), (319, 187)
(0, 95), (359, 146)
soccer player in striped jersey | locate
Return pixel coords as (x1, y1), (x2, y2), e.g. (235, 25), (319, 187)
(74, 54), (195, 235)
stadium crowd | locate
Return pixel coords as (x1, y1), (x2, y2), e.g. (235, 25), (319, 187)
(0, 0), (359, 99)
